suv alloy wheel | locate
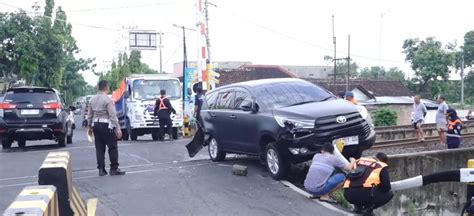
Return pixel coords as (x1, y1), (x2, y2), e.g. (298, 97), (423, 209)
(265, 143), (289, 180)
(208, 137), (226, 161)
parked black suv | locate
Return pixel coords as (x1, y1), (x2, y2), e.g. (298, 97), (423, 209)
(0, 87), (75, 149)
(200, 78), (375, 179)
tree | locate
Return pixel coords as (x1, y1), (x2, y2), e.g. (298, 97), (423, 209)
(359, 66), (406, 82)
(402, 37), (455, 98)
(374, 108), (397, 126)
(324, 56), (359, 77)
(463, 30), (474, 67)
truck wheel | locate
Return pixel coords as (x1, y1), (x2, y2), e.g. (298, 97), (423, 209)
(67, 129), (73, 144)
(58, 134), (66, 147)
(130, 130), (138, 141)
(18, 139), (26, 148)
(265, 143), (289, 180)
(208, 137), (226, 161)
(172, 127), (179, 140)
(2, 139), (12, 149)
(122, 129), (129, 141)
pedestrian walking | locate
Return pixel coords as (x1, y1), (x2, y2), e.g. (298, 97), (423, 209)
(413, 95), (427, 142)
(304, 143), (355, 203)
(436, 95), (449, 145)
(345, 91), (358, 105)
(446, 108), (463, 149)
(154, 89), (176, 141)
(344, 152), (393, 215)
(87, 80), (126, 176)
(194, 85), (204, 121)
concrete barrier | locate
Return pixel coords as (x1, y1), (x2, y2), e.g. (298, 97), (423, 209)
(3, 185), (59, 216)
(375, 120), (474, 142)
(38, 151), (87, 216)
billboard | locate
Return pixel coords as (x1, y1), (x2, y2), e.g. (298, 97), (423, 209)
(129, 31), (157, 50)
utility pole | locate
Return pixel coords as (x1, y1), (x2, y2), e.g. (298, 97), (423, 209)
(346, 34), (350, 92)
(332, 15), (337, 92)
(158, 32), (164, 73)
(461, 53), (465, 105)
(32, 1), (40, 17)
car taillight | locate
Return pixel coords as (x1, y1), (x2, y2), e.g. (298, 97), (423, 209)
(0, 103), (17, 109)
(43, 102), (62, 116)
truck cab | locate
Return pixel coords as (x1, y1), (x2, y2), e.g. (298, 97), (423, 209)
(120, 74), (183, 141)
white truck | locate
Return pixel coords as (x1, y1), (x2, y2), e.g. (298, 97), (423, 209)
(115, 74), (183, 141)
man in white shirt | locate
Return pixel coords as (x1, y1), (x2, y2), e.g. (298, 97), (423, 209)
(413, 95), (427, 142)
(435, 95), (449, 145)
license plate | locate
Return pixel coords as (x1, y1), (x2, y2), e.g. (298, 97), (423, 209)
(332, 136), (359, 146)
(21, 109), (40, 115)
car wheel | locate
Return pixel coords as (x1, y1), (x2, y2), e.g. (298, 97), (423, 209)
(122, 129), (129, 141)
(67, 129), (73, 144)
(152, 132), (159, 141)
(265, 143), (289, 180)
(58, 134), (66, 147)
(172, 127), (179, 140)
(208, 137), (226, 161)
(130, 130), (138, 141)
(17, 139), (26, 148)
(2, 139), (12, 149)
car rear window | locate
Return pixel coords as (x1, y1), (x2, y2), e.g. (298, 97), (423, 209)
(4, 90), (59, 104)
(253, 81), (332, 109)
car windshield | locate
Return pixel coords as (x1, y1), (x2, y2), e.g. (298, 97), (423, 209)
(3, 91), (58, 104)
(132, 79), (181, 100)
(253, 81), (333, 109)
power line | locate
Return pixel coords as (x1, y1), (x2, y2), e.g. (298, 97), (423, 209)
(66, 1), (178, 12)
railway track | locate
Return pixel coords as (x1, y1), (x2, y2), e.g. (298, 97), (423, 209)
(372, 132), (474, 149)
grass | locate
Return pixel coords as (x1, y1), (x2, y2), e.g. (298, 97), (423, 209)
(332, 189), (351, 209)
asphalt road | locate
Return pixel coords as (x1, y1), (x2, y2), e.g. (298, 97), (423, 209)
(0, 116), (343, 216)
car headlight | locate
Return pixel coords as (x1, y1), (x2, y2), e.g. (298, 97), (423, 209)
(274, 116), (314, 129)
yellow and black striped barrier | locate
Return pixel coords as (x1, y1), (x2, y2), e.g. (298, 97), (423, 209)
(3, 185), (59, 216)
(38, 151), (87, 216)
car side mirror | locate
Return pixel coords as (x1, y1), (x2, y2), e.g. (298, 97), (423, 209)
(252, 103), (260, 113)
(242, 104), (253, 112)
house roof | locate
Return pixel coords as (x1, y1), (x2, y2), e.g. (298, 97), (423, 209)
(217, 64), (297, 87)
(305, 79), (411, 97)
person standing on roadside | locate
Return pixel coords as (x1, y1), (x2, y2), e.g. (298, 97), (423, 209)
(345, 91), (358, 105)
(154, 89), (176, 141)
(87, 80), (126, 176)
(413, 95), (428, 142)
(436, 95), (449, 145)
(446, 108), (463, 149)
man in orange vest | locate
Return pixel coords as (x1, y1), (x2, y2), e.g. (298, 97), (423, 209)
(343, 152), (393, 215)
(345, 91), (358, 105)
(154, 89), (176, 141)
(446, 108), (462, 149)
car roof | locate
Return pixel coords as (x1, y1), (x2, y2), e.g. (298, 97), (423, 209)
(213, 78), (303, 91)
(6, 86), (57, 92)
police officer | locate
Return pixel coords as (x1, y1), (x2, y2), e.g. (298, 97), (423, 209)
(154, 89), (176, 141)
(343, 152), (393, 215)
(87, 80), (126, 176)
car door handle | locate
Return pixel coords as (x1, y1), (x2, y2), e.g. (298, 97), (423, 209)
(230, 115), (237, 120)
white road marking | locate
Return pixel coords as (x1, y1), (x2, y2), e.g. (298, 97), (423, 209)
(280, 180), (355, 216)
(0, 175), (37, 182)
(0, 182), (36, 189)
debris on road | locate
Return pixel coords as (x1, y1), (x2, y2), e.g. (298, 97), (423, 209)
(232, 164), (248, 176)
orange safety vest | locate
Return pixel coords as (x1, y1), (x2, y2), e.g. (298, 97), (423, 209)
(343, 158), (387, 188)
(158, 96), (169, 110)
(448, 119), (462, 130)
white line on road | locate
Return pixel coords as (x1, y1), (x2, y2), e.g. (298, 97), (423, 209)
(280, 180), (355, 216)
(0, 182), (36, 189)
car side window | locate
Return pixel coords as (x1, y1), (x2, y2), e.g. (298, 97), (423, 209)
(215, 91), (235, 110)
(234, 90), (253, 110)
(204, 91), (218, 110)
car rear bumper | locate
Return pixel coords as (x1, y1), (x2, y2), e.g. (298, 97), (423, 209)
(0, 121), (65, 140)
(277, 128), (376, 163)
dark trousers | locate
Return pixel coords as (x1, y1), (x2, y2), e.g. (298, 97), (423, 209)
(93, 123), (119, 170)
(344, 187), (393, 209)
(158, 115), (172, 140)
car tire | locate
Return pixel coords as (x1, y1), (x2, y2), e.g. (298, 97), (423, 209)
(208, 137), (226, 161)
(58, 134), (66, 147)
(152, 132), (159, 141)
(265, 143), (289, 180)
(2, 139), (12, 149)
(122, 129), (129, 141)
(17, 139), (26, 148)
(172, 127), (179, 140)
(67, 129), (73, 144)
(130, 130), (138, 141)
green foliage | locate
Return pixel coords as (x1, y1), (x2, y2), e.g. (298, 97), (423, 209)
(332, 189), (351, 209)
(374, 108), (398, 126)
(402, 37), (456, 98)
(359, 66), (406, 82)
(0, 0), (94, 104)
(464, 30), (474, 67)
(99, 51), (157, 90)
(324, 55), (359, 77)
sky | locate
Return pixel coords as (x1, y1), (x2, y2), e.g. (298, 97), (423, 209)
(1, 0), (473, 85)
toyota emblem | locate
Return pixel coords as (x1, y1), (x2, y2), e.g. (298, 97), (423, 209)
(336, 116), (347, 124)
(27, 104), (33, 108)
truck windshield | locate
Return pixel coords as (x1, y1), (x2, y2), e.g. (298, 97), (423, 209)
(132, 79), (181, 100)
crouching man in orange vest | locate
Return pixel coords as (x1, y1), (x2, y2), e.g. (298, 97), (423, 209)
(154, 89), (176, 141)
(343, 152), (393, 215)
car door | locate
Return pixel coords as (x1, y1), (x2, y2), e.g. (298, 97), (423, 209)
(229, 88), (260, 154)
(210, 90), (237, 151)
